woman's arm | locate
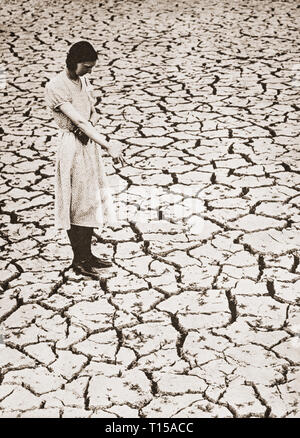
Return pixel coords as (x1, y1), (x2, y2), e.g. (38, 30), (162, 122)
(59, 102), (124, 163)
(59, 102), (109, 150)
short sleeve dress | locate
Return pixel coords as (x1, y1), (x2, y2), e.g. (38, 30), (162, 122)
(44, 70), (116, 230)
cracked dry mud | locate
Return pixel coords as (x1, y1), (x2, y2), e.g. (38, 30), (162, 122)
(0, 0), (300, 419)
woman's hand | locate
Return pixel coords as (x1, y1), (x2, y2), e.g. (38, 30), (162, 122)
(107, 141), (125, 166)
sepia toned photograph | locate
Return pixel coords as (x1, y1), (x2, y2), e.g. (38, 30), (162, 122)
(0, 0), (299, 422)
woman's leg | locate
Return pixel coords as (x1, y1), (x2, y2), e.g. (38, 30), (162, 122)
(67, 225), (112, 279)
(67, 225), (99, 279)
(67, 224), (90, 264)
(88, 228), (112, 268)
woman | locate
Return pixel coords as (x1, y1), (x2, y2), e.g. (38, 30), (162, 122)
(44, 41), (124, 279)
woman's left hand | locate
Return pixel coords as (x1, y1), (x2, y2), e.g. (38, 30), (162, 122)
(107, 141), (125, 166)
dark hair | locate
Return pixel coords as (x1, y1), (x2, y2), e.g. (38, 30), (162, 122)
(66, 41), (98, 71)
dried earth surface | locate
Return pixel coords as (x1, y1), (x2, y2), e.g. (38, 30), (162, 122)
(0, 0), (299, 418)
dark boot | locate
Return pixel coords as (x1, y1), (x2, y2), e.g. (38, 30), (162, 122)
(67, 225), (89, 262)
(86, 228), (113, 268)
(67, 225), (101, 279)
(79, 227), (112, 268)
(89, 254), (113, 268)
(73, 259), (101, 280)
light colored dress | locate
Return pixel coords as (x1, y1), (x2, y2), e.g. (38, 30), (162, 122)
(44, 70), (116, 230)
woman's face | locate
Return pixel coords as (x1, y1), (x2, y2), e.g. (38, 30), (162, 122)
(75, 61), (96, 76)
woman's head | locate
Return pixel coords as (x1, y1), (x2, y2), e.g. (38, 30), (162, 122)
(66, 41), (98, 75)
